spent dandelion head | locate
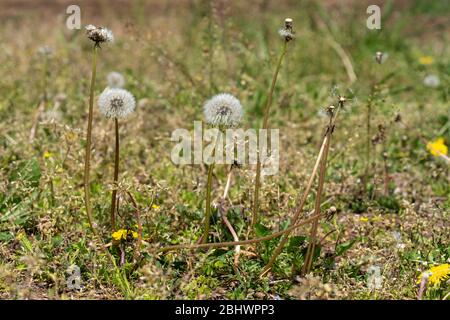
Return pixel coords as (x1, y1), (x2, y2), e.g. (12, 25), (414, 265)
(203, 93), (243, 128)
(107, 71), (125, 88)
(278, 18), (295, 42)
(375, 51), (388, 64)
(85, 24), (114, 45)
(98, 87), (136, 119)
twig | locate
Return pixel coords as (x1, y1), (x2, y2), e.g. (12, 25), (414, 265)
(158, 211), (324, 253)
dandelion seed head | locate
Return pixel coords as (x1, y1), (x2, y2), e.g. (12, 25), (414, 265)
(37, 45), (53, 57)
(107, 71), (125, 88)
(203, 93), (243, 128)
(98, 88), (136, 118)
(423, 74), (440, 88)
(85, 24), (114, 44)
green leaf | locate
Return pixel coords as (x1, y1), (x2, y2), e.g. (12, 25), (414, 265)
(336, 238), (359, 256)
(254, 222), (270, 237)
(287, 236), (307, 254)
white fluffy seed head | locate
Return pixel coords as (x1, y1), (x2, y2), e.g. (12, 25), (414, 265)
(203, 93), (243, 128)
(423, 74), (440, 88)
(98, 88), (136, 118)
(85, 25), (114, 43)
(107, 71), (125, 88)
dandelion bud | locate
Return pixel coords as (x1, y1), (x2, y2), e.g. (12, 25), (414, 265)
(98, 88), (136, 118)
(278, 18), (295, 42)
(203, 93), (243, 128)
(85, 24), (114, 44)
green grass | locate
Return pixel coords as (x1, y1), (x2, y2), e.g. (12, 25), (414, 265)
(0, 0), (448, 300)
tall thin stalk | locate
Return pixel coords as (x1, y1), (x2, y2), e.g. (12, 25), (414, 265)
(261, 103), (342, 277)
(203, 162), (215, 243)
(110, 118), (120, 231)
(252, 40), (288, 228)
(84, 44), (99, 235)
(301, 122), (332, 275)
(302, 105), (341, 275)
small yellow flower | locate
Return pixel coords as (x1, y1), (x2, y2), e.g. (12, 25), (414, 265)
(360, 217), (369, 223)
(427, 138), (448, 157)
(418, 264), (450, 286)
(112, 229), (138, 241)
(152, 204), (160, 210)
(418, 56), (434, 65)
(43, 151), (52, 159)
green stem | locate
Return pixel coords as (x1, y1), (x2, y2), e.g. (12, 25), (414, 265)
(111, 118), (120, 231)
(84, 45), (98, 235)
(252, 41), (288, 228)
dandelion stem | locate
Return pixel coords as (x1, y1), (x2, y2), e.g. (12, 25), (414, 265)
(110, 118), (120, 231)
(261, 107), (341, 277)
(252, 40), (288, 228)
(83, 44), (98, 235)
(203, 163), (215, 243)
(301, 123), (332, 275)
(160, 211), (324, 253)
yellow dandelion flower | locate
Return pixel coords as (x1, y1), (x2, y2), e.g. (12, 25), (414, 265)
(152, 204), (160, 210)
(418, 56), (434, 65)
(112, 229), (139, 241)
(360, 217), (369, 223)
(418, 264), (450, 286)
(43, 151), (52, 159)
(112, 229), (127, 241)
(427, 138), (448, 157)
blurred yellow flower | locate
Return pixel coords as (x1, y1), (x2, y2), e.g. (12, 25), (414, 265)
(418, 56), (434, 65)
(418, 264), (450, 286)
(112, 229), (138, 241)
(152, 204), (160, 210)
(43, 151), (52, 159)
(360, 217), (369, 222)
(427, 138), (448, 157)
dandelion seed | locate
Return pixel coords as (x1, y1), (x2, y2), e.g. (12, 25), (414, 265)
(426, 137), (448, 157)
(107, 71), (125, 88)
(85, 24), (114, 44)
(98, 88), (136, 118)
(418, 55), (434, 65)
(423, 74), (440, 88)
(417, 264), (450, 286)
(203, 93), (243, 128)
